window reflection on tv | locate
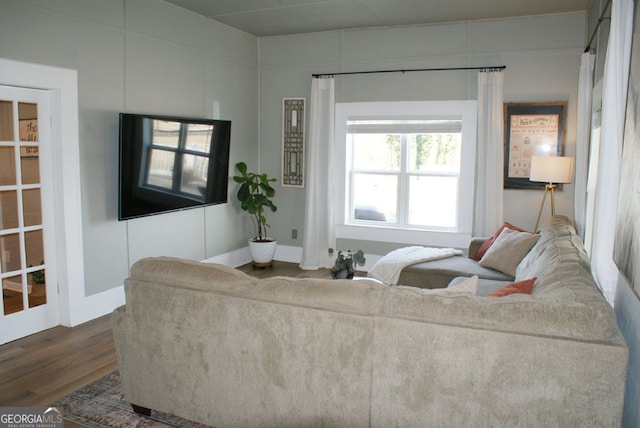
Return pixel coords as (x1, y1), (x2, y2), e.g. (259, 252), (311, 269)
(118, 113), (231, 220)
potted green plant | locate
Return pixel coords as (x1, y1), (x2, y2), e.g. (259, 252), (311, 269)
(233, 162), (278, 266)
(328, 249), (366, 279)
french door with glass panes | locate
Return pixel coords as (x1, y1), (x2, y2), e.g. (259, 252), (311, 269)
(0, 85), (58, 344)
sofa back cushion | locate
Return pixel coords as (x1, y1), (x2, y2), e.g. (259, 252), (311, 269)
(515, 216), (607, 306)
(121, 270), (379, 427)
(383, 281), (621, 341)
(127, 257), (388, 317)
(249, 276), (387, 316)
(129, 256), (256, 292)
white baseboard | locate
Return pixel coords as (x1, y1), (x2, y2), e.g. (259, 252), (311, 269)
(66, 285), (125, 327)
(274, 244), (303, 264)
(202, 246), (253, 267)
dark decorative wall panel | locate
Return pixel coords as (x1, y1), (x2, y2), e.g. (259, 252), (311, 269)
(282, 98), (305, 187)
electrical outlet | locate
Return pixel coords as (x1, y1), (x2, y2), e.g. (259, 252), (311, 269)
(291, 229), (298, 239)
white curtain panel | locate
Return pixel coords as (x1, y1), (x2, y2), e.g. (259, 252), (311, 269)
(591, 0), (634, 305)
(574, 52), (595, 239)
(474, 70), (505, 237)
(300, 77), (336, 269)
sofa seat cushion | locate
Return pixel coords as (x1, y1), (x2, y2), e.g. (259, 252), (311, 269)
(398, 255), (514, 289)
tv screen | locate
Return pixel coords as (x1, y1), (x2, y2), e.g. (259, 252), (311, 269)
(118, 113), (231, 220)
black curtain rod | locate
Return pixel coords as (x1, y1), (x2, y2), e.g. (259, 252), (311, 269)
(312, 65), (506, 78)
(584, 0), (612, 53)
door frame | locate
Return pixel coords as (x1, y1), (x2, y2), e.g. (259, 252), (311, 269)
(0, 58), (124, 330)
(0, 85), (60, 341)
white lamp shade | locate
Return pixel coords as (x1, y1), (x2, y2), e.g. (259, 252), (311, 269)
(529, 156), (574, 184)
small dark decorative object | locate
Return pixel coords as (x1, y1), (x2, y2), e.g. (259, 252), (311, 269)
(329, 249), (366, 280)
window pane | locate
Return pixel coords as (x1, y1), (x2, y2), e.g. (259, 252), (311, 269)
(18, 102), (38, 142)
(152, 120), (180, 148)
(21, 146), (40, 184)
(0, 233), (21, 272)
(3, 275), (24, 315)
(0, 147), (16, 186)
(351, 134), (400, 170)
(22, 188), (42, 227)
(353, 173), (397, 223)
(0, 190), (19, 230)
(28, 268), (46, 308)
(185, 124), (213, 153)
(408, 176), (458, 227)
(181, 154), (208, 198)
(146, 149), (175, 189)
(25, 229), (44, 267)
(0, 100), (14, 141)
(409, 133), (461, 173)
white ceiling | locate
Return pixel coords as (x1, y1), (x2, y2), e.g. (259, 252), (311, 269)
(163, 0), (592, 37)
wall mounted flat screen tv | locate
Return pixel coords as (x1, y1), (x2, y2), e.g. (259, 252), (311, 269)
(118, 113), (231, 220)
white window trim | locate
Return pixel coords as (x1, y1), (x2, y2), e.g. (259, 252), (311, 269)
(333, 100), (477, 248)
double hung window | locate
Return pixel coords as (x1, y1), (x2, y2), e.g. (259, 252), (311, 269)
(334, 101), (477, 247)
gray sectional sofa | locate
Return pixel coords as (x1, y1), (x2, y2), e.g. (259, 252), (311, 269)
(397, 228), (520, 290)
(397, 216), (585, 294)
(112, 215), (628, 427)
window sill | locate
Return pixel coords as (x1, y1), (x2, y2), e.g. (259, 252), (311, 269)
(336, 224), (471, 248)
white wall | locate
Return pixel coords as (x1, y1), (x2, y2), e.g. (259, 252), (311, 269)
(0, 0), (259, 296)
(259, 13), (585, 251)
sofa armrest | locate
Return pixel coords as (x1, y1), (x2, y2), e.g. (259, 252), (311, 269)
(468, 237), (488, 259)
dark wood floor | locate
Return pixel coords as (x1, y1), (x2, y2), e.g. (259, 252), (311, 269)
(0, 314), (118, 407)
(236, 260), (336, 278)
(0, 261), (334, 411)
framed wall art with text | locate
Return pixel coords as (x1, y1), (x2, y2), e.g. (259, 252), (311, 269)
(503, 101), (567, 189)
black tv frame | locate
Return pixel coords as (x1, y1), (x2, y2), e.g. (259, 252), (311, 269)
(118, 112), (231, 221)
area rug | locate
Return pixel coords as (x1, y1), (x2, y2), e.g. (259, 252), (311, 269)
(52, 371), (211, 427)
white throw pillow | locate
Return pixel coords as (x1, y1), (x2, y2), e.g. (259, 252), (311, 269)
(442, 275), (478, 294)
(415, 275), (478, 296)
(478, 227), (540, 276)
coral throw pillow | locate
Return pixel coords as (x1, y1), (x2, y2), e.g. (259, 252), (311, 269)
(474, 222), (532, 261)
(488, 277), (537, 297)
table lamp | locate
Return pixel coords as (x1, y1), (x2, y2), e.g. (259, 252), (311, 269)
(529, 155), (574, 231)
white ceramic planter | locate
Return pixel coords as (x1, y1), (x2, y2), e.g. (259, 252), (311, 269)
(248, 239), (277, 265)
